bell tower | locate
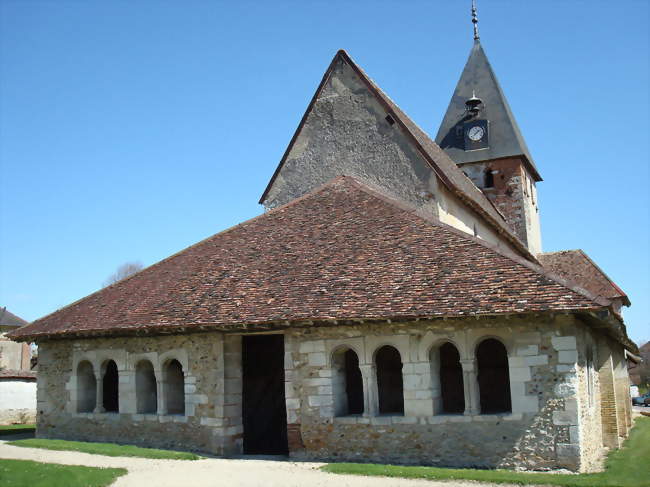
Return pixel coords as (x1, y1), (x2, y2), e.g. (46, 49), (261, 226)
(435, 1), (542, 255)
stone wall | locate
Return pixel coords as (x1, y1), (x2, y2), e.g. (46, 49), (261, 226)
(0, 335), (31, 370)
(0, 379), (36, 424)
(460, 158), (542, 255)
(261, 55), (518, 256)
(35, 333), (241, 455)
(573, 326), (605, 471)
(284, 315), (609, 472)
(34, 314), (625, 471)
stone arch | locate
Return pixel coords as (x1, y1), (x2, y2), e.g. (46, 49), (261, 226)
(476, 338), (511, 414)
(419, 332), (462, 362)
(101, 359), (119, 413)
(136, 359), (158, 414)
(375, 345), (404, 415)
(469, 333), (513, 358)
(430, 341), (464, 414)
(76, 360), (96, 413)
(163, 358), (185, 415)
(331, 346), (364, 416)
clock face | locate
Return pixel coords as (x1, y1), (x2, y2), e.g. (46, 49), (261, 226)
(468, 125), (485, 141)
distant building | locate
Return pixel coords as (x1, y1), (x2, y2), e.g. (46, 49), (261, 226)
(0, 307), (36, 424)
(627, 342), (649, 386)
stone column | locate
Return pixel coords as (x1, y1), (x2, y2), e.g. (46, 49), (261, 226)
(460, 359), (480, 415)
(360, 364), (377, 417)
(93, 370), (105, 413)
(156, 370), (166, 415)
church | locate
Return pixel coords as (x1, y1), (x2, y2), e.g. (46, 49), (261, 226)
(9, 8), (637, 473)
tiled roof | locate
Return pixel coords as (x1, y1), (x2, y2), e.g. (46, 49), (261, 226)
(0, 369), (36, 380)
(0, 308), (29, 328)
(259, 50), (535, 261)
(538, 250), (629, 306)
(10, 177), (607, 342)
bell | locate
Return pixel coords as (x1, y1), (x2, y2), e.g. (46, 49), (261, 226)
(465, 91), (483, 115)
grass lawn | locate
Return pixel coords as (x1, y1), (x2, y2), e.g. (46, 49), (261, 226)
(0, 424), (35, 436)
(0, 458), (126, 487)
(322, 416), (650, 487)
(7, 438), (201, 460)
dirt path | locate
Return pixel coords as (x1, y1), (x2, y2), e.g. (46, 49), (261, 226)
(0, 441), (518, 487)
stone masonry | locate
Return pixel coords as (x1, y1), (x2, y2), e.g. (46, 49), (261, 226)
(33, 313), (631, 472)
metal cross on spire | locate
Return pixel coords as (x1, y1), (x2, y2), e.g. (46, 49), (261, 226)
(471, 0), (480, 40)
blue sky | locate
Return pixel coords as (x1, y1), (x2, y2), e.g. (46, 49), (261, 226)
(1, 1), (648, 344)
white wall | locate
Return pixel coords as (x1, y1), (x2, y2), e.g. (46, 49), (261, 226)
(0, 379), (36, 424)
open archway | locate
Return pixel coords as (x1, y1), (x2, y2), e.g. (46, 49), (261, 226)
(136, 360), (158, 414)
(439, 342), (465, 413)
(476, 339), (511, 413)
(164, 359), (185, 415)
(332, 347), (364, 416)
(102, 360), (119, 412)
(77, 360), (96, 413)
(375, 345), (404, 415)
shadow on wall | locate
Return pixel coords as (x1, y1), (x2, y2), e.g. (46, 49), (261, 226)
(300, 397), (574, 471)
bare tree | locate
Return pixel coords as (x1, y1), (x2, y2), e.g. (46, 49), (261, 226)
(103, 261), (144, 287)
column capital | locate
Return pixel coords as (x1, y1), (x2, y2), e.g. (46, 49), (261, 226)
(460, 358), (476, 372)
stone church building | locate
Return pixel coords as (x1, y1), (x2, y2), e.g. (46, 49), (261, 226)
(10, 27), (637, 472)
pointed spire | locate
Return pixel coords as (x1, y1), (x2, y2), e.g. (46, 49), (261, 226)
(435, 41), (542, 181)
(472, 0), (480, 41)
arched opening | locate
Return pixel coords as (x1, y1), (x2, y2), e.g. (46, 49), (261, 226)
(102, 360), (119, 412)
(484, 168), (494, 188)
(476, 339), (511, 413)
(164, 359), (185, 415)
(332, 348), (364, 416)
(375, 345), (404, 415)
(439, 342), (465, 413)
(136, 360), (158, 414)
(77, 361), (96, 413)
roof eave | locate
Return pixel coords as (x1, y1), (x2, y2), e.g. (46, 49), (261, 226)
(8, 307), (610, 343)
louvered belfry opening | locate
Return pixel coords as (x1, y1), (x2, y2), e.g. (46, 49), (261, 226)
(102, 360), (119, 412)
(242, 334), (288, 454)
(439, 342), (465, 413)
(477, 338), (512, 413)
(376, 345), (404, 415)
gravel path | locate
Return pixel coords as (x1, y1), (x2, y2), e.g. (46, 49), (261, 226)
(0, 441), (518, 487)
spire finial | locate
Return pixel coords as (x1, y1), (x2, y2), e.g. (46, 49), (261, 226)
(471, 0), (480, 41)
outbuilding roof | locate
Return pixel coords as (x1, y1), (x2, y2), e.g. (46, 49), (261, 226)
(10, 177), (609, 342)
(0, 308), (29, 328)
(538, 250), (630, 306)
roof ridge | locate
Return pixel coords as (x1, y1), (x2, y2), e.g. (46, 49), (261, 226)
(540, 249), (627, 302)
(575, 250), (628, 299)
(258, 49), (536, 262)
